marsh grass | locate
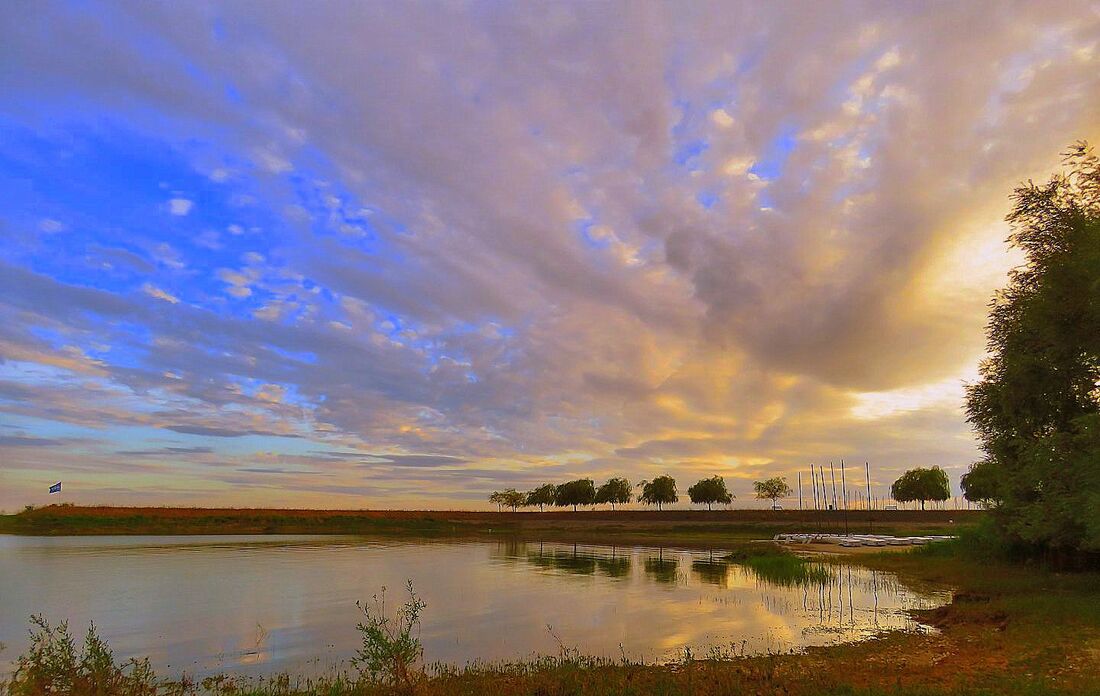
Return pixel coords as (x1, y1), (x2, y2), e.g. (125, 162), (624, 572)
(724, 546), (834, 587)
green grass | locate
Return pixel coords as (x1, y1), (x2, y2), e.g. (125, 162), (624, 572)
(736, 551), (834, 587)
(0, 511), (466, 538)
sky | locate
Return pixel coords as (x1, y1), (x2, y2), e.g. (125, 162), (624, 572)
(1, 1), (1098, 511)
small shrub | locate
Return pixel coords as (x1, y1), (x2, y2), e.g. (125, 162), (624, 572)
(7, 615), (157, 696)
(10, 615), (78, 694)
(353, 580), (426, 690)
(916, 516), (1026, 563)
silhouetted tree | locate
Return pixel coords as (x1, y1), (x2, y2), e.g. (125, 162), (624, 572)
(490, 488), (525, 512)
(506, 489), (527, 511)
(753, 477), (792, 509)
(890, 467), (950, 511)
(965, 142), (1100, 555)
(687, 475), (734, 510)
(960, 462), (1000, 506)
(595, 478), (632, 509)
(525, 484), (556, 511)
(554, 479), (596, 511)
(638, 476), (678, 511)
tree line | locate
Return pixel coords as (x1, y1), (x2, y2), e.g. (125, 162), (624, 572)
(488, 466), (964, 513)
(489, 474), (799, 512)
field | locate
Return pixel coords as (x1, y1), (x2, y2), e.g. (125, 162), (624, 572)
(0, 505), (977, 549)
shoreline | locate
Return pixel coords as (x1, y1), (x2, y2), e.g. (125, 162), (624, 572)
(0, 506), (979, 551)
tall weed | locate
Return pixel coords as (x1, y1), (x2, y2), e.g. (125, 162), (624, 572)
(6, 616), (156, 696)
(353, 580), (426, 690)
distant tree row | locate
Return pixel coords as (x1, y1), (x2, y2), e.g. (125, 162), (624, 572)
(490, 478), (633, 512)
(490, 474), (804, 512)
(489, 466), (968, 513)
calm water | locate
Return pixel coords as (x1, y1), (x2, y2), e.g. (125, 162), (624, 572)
(0, 535), (950, 678)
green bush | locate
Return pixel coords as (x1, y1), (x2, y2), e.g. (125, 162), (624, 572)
(353, 580), (426, 690)
(6, 615), (156, 696)
(915, 516), (1025, 563)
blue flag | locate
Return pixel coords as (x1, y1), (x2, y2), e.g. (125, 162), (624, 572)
(49, 481), (62, 494)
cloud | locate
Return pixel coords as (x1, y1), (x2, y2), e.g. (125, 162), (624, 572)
(0, 1), (1097, 508)
(369, 454), (470, 468)
(141, 283), (180, 304)
(165, 425), (272, 438)
(0, 435), (66, 447)
(168, 198), (193, 216)
(116, 446), (215, 456)
(39, 219), (66, 233)
(89, 246), (156, 274)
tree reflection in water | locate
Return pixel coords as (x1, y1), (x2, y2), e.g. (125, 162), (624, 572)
(487, 540), (947, 635)
(643, 549), (679, 585)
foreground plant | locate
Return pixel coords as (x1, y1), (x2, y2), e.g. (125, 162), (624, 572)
(353, 580), (427, 690)
(6, 615), (156, 696)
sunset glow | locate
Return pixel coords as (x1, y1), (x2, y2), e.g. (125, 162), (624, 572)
(1, 2), (1098, 510)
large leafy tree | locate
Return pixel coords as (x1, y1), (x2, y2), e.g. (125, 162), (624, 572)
(960, 462), (1000, 506)
(554, 479), (596, 512)
(890, 467), (950, 510)
(965, 142), (1100, 554)
(525, 484), (556, 511)
(595, 478), (632, 509)
(687, 475), (734, 511)
(753, 477), (792, 509)
(637, 476), (678, 511)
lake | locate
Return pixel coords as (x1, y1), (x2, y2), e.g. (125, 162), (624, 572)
(0, 535), (950, 678)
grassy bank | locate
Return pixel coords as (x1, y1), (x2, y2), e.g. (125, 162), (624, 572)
(4, 537), (1097, 695)
(0, 505), (978, 549)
